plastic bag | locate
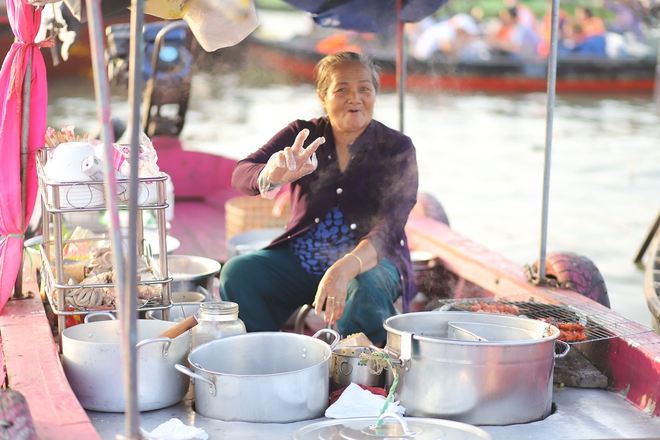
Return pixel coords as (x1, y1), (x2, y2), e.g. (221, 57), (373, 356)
(183, 0), (259, 52)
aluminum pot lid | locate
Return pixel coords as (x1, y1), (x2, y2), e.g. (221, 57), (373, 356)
(295, 413), (492, 440)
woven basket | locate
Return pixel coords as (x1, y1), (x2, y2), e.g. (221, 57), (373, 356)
(225, 195), (291, 239)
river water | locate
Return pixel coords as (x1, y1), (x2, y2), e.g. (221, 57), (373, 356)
(47, 51), (660, 328)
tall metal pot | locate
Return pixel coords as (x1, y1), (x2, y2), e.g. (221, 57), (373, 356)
(62, 318), (191, 412)
(176, 329), (339, 422)
(383, 311), (569, 426)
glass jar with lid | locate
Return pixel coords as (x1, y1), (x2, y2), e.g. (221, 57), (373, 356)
(191, 301), (246, 349)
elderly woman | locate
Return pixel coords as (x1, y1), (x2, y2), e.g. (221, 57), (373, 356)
(219, 51), (418, 345)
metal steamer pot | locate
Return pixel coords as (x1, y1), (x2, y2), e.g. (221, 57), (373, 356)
(383, 311), (570, 426)
(175, 329), (340, 423)
(62, 316), (191, 412)
(331, 346), (387, 390)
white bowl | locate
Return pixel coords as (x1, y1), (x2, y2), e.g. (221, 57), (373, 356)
(226, 228), (283, 258)
(45, 142), (95, 182)
(47, 184), (105, 209)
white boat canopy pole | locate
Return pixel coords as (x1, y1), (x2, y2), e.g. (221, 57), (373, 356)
(537, 0), (561, 283)
(396, 0), (405, 133)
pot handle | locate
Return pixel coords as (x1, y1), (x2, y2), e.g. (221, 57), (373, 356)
(157, 314), (199, 339)
(370, 412), (412, 434)
(174, 364), (217, 397)
(136, 337), (172, 359)
(84, 311), (117, 323)
(312, 328), (341, 349)
(399, 331), (414, 371)
(554, 340), (571, 359)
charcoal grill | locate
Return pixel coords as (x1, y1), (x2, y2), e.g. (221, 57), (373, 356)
(436, 291), (652, 344)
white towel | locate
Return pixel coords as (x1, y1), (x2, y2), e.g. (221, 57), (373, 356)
(140, 418), (209, 440)
(325, 382), (406, 419)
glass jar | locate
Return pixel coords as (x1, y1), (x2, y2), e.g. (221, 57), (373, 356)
(191, 301), (246, 349)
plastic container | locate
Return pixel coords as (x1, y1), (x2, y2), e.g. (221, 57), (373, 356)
(191, 301), (246, 349)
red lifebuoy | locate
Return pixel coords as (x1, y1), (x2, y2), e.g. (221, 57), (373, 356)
(534, 252), (610, 308)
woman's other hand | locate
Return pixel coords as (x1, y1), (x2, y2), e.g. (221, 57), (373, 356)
(312, 253), (363, 325)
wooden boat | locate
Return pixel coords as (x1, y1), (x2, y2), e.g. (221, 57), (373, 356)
(645, 226), (660, 333)
(246, 34), (658, 95)
(3, 135), (660, 439)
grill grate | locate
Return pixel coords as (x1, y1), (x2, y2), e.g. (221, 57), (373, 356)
(435, 291), (653, 344)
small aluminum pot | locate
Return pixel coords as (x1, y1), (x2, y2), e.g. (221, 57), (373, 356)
(62, 318), (191, 412)
(146, 303), (201, 322)
(176, 328), (339, 422)
(330, 346), (386, 390)
(384, 311), (570, 426)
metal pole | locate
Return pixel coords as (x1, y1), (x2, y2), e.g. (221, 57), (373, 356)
(396, 0), (405, 133)
(537, 0), (561, 282)
(122, 0), (145, 437)
(84, 0), (142, 438)
(13, 52), (32, 300)
(654, 37), (660, 113)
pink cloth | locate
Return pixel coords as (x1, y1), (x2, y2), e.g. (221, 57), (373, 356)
(0, 0), (49, 310)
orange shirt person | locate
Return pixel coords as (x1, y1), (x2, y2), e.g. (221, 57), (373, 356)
(575, 7), (606, 37)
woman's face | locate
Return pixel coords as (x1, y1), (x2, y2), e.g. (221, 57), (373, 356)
(318, 62), (376, 138)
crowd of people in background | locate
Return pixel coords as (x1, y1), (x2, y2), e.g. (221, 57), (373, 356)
(407, 0), (652, 61)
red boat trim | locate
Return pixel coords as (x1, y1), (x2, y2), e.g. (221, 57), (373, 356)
(0, 282), (101, 440)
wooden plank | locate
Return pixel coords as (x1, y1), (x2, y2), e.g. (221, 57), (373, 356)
(168, 188), (240, 263)
(0, 270), (101, 440)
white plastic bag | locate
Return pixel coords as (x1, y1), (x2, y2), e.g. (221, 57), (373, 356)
(183, 0), (259, 52)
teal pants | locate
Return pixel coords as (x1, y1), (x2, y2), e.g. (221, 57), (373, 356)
(219, 246), (401, 344)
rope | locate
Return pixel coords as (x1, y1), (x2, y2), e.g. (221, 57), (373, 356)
(359, 349), (399, 427)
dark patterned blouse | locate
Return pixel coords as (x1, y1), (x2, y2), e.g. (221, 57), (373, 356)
(289, 206), (356, 276)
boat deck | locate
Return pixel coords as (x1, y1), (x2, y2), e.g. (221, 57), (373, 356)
(4, 160), (660, 439)
(88, 384), (660, 440)
(96, 194), (660, 439)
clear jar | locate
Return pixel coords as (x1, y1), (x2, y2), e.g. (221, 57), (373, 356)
(191, 301), (246, 349)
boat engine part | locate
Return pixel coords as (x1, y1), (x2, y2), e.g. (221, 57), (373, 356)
(106, 20), (194, 137)
(383, 311), (569, 425)
(62, 319), (190, 412)
(175, 328), (340, 422)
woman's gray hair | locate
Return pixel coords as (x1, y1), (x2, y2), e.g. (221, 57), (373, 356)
(314, 51), (381, 98)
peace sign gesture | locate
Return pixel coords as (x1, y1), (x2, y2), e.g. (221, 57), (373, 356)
(265, 128), (325, 185)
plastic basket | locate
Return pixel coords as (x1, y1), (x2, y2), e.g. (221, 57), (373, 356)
(224, 196), (290, 239)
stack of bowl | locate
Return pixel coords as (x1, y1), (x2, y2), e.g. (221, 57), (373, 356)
(44, 142), (104, 209)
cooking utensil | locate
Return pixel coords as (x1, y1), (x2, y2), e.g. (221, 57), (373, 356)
(384, 311), (569, 425)
(330, 345), (386, 390)
(157, 313), (199, 338)
(146, 303), (201, 322)
(168, 255), (220, 294)
(62, 318), (190, 412)
(175, 328), (340, 422)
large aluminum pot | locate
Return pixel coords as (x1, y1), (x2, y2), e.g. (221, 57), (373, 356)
(383, 311), (569, 426)
(175, 328), (339, 422)
(62, 318), (191, 412)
